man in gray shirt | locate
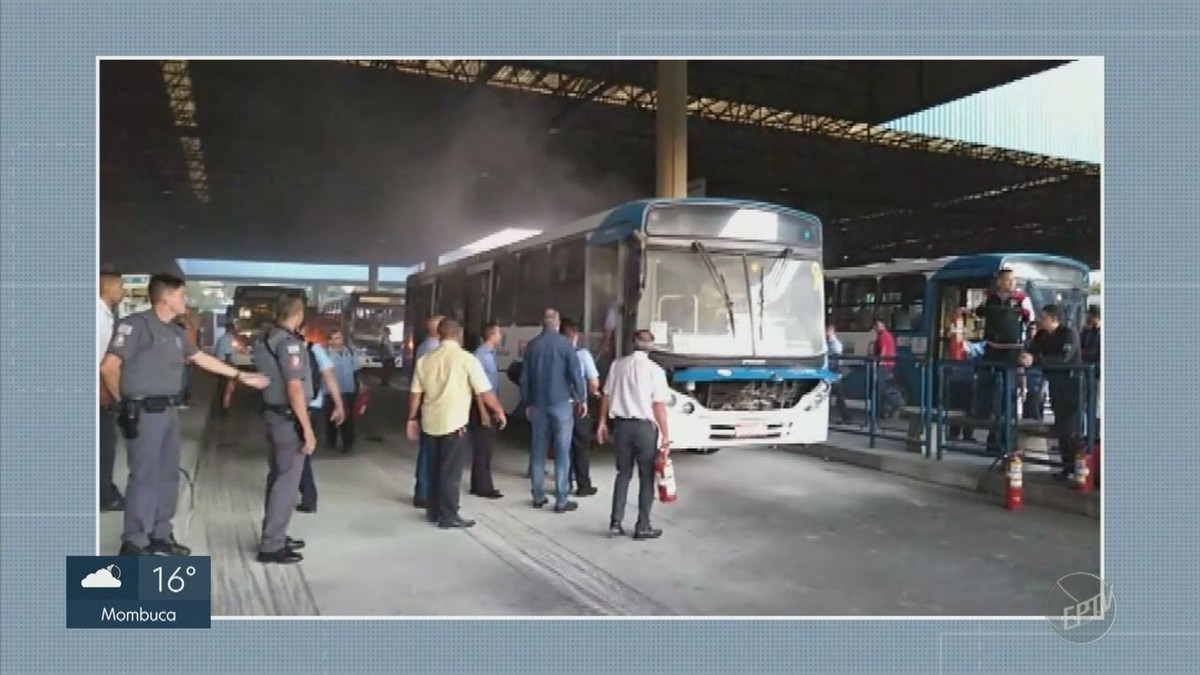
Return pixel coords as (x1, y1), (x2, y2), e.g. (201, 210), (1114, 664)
(254, 292), (317, 564)
(101, 274), (268, 556)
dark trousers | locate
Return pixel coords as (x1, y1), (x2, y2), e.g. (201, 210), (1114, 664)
(325, 393), (357, 450)
(298, 405), (325, 508)
(977, 347), (1022, 451)
(469, 410), (497, 495)
(571, 415), (594, 491)
(99, 405), (122, 504)
(946, 379), (975, 440)
(380, 360), (395, 386)
(424, 429), (468, 525)
(610, 418), (657, 530)
(830, 379), (851, 424)
(1050, 383), (1083, 476)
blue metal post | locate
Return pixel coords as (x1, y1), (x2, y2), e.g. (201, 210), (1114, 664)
(867, 359), (877, 449)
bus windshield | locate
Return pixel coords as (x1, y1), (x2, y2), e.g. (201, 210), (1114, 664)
(234, 303), (275, 335)
(349, 305), (405, 340)
(638, 247), (825, 358)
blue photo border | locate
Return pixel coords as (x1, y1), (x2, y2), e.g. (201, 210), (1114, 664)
(2, 1), (1197, 672)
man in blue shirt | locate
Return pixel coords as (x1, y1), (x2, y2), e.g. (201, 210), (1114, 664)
(298, 338), (345, 514)
(469, 322), (504, 499)
(825, 324), (852, 425)
(212, 321), (238, 421)
(519, 308), (586, 512)
(411, 314), (443, 509)
(325, 329), (361, 453)
(560, 318), (601, 496)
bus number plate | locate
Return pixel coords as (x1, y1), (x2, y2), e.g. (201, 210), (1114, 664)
(735, 423), (769, 438)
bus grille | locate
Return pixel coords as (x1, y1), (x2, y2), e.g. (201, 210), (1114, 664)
(680, 379), (819, 412)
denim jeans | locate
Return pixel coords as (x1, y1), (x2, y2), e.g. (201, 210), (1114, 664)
(529, 402), (574, 506)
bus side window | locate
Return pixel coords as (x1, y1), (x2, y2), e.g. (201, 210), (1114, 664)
(491, 253), (518, 326)
(516, 247), (549, 325)
(833, 278), (877, 332)
(878, 274), (925, 332)
(436, 268), (465, 320)
(587, 241), (619, 351)
(824, 279), (835, 319)
(549, 237), (586, 326)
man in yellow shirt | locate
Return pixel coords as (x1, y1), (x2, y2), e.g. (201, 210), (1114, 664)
(406, 319), (508, 529)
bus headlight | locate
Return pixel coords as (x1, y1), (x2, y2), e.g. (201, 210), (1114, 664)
(800, 381), (830, 411)
(682, 402), (695, 414)
(668, 394), (678, 407)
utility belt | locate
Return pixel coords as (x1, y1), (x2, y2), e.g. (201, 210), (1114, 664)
(262, 403), (306, 439)
(116, 395), (182, 440)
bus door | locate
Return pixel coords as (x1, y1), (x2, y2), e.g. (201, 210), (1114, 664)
(463, 262), (493, 352)
(877, 273), (927, 403)
(929, 273), (992, 409)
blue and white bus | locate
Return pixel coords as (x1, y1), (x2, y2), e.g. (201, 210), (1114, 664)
(824, 253), (1092, 402)
(404, 198), (834, 452)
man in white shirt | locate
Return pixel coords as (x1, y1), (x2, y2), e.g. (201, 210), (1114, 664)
(97, 271), (125, 511)
(595, 329), (671, 540)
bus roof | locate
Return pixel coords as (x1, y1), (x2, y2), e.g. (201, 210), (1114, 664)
(825, 253), (1090, 280)
(410, 197), (823, 281)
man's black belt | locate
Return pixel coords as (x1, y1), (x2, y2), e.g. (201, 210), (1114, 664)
(262, 403), (293, 416)
(612, 416), (652, 423)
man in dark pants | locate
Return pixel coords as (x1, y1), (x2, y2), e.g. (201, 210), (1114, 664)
(324, 329), (360, 453)
(297, 337), (344, 514)
(100, 273), (267, 556)
(974, 267), (1035, 453)
(470, 322), (504, 499)
(406, 319), (508, 529)
(596, 329), (671, 540)
(254, 292), (316, 564)
(560, 318), (601, 496)
(519, 308), (587, 513)
(97, 270), (126, 511)
(1020, 304), (1084, 482)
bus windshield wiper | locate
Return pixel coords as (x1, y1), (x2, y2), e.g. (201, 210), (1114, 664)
(757, 247), (793, 341)
(692, 241), (736, 337)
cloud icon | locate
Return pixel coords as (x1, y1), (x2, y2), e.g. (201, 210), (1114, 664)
(81, 564), (122, 589)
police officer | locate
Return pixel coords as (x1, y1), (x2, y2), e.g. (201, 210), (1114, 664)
(254, 292), (317, 564)
(1020, 305), (1084, 482)
(100, 273), (268, 556)
(974, 267), (1035, 451)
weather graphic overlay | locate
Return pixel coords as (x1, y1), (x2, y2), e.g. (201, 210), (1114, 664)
(66, 557), (211, 629)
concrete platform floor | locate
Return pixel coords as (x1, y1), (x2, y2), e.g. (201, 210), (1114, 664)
(99, 378), (1099, 617)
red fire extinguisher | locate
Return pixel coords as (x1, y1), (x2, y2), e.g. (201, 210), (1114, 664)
(655, 450), (677, 503)
(353, 387), (370, 419)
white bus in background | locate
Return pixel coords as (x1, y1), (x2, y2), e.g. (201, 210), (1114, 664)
(321, 291), (405, 370)
(119, 274), (151, 317)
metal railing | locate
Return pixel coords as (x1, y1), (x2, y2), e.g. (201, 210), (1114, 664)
(828, 355), (1099, 471)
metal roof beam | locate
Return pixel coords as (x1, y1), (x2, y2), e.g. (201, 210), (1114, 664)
(159, 60), (210, 203)
(342, 59), (1099, 177)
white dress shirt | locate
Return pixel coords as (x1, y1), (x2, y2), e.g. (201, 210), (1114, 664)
(602, 351), (671, 421)
(97, 297), (114, 367)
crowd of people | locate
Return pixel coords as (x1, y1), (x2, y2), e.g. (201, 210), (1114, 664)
(99, 272), (677, 565)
